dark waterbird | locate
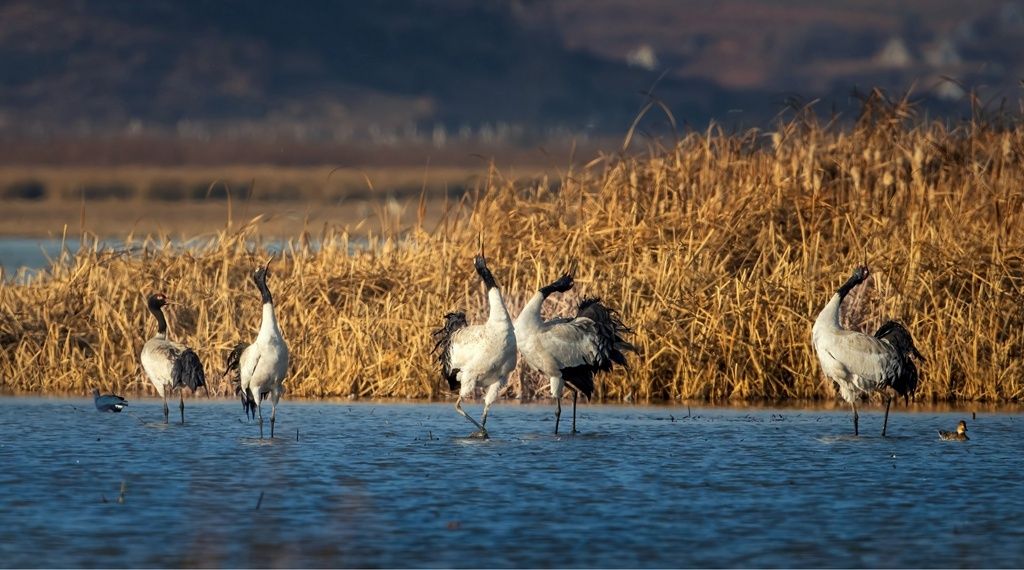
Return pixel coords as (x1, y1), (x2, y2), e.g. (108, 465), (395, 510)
(938, 420), (969, 441)
(92, 388), (127, 413)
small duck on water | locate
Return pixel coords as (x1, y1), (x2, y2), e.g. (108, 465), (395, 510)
(92, 388), (128, 413)
(938, 420), (968, 441)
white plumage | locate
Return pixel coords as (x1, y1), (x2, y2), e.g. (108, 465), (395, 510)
(223, 263), (289, 438)
(431, 255), (516, 438)
(514, 272), (634, 434)
(812, 266), (923, 436)
(140, 293), (206, 424)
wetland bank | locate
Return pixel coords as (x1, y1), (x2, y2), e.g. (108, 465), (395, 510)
(2, 104), (1022, 403)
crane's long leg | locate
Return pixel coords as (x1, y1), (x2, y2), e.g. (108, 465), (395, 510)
(179, 391), (185, 425)
(270, 398), (277, 439)
(571, 388), (579, 434)
(455, 396), (485, 432)
(554, 397), (562, 435)
(480, 382), (501, 424)
(256, 400), (264, 439)
(852, 402), (859, 436)
(476, 382), (503, 438)
(162, 392), (169, 424)
(881, 395), (892, 437)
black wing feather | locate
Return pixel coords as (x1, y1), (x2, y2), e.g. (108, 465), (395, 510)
(874, 320), (923, 403)
(431, 312), (468, 391)
(223, 342), (252, 417)
(562, 298), (635, 399)
(171, 348), (207, 391)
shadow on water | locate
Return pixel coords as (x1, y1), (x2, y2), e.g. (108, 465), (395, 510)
(0, 398), (1020, 568)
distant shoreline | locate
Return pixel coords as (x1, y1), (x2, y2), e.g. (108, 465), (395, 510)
(0, 164), (552, 238)
(0, 394), (1016, 414)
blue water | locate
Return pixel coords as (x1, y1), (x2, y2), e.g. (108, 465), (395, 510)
(0, 400), (1020, 568)
(0, 237), (83, 273)
(0, 237), (356, 275)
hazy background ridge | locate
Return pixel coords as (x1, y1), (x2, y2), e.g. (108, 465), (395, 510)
(1, 0), (1021, 164)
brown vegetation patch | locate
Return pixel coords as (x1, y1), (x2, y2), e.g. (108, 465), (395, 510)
(2, 103), (1023, 402)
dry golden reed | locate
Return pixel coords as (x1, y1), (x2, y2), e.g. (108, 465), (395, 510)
(2, 99), (1023, 403)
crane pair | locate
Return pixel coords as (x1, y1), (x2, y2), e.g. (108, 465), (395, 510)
(432, 255), (635, 439)
(140, 261), (289, 438)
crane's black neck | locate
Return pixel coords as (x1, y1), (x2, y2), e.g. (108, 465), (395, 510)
(837, 274), (863, 300)
(476, 264), (498, 290)
(253, 270), (273, 304)
(539, 274), (573, 298)
(148, 302), (167, 335)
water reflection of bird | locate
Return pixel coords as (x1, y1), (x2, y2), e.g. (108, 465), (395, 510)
(140, 293), (206, 424)
(431, 254), (516, 439)
(812, 266), (924, 436)
(92, 388), (127, 412)
(222, 261), (289, 438)
(938, 420), (969, 441)
(514, 269), (634, 434)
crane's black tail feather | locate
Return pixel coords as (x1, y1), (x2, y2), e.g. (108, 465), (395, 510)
(874, 320), (923, 403)
(432, 312), (468, 391)
(562, 298), (635, 400)
(171, 348), (207, 391)
(578, 297), (636, 369)
(223, 342), (249, 415)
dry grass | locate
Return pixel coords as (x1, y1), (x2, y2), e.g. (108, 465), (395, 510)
(2, 98), (1023, 403)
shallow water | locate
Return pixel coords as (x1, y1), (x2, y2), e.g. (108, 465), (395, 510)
(0, 399), (1021, 568)
(0, 237), (85, 274)
(0, 236), (356, 275)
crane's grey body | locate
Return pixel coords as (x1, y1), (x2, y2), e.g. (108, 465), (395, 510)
(812, 266), (922, 436)
(514, 273), (634, 434)
(92, 388), (127, 413)
(432, 256), (516, 438)
(140, 336), (192, 396)
(140, 293), (206, 424)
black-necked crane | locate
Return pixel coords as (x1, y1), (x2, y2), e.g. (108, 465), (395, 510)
(431, 254), (517, 439)
(221, 262), (289, 438)
(811, 266), (924, 436)
(140, 293), (207, 424)
(92, 388), (128, 413)
(514, 270), (634, 434)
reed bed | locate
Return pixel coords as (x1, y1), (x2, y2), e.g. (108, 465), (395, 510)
(2, 100), (1023, 403)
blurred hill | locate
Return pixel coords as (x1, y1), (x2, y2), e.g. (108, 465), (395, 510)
(0, 0), (1021, 164)
(0, 1), (730, 142)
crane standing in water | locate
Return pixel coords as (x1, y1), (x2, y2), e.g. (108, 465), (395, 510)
(812, 266), (924, 436)
(140, 293), (207, 424)
(514, 269), (634, 434)
(431, 255), (517, 439)
(222, 261), (289, 438)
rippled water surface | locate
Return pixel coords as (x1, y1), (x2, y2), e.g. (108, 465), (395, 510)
(0, 399), (1021, 568)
